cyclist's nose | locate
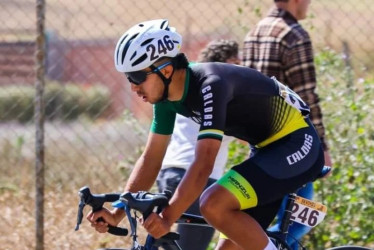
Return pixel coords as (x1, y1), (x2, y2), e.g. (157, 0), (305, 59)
(131, 83), (139, 92)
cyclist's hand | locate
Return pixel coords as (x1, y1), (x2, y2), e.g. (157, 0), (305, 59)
(86, 207), (121, 233)
(141, 212), (171, 239)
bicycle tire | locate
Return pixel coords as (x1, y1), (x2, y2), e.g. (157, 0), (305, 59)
(327, 246), (372, 250)
(266, 231), (292, 250)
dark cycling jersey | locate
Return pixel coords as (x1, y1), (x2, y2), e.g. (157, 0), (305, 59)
(151, 62), (310, 147)
(151, 62), (324, 224)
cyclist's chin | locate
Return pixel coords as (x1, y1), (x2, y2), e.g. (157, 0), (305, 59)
(147, 98), (157, 104)
(151, 96), (165, 104)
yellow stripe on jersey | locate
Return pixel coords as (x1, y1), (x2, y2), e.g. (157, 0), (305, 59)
(256, 98), (309, 148)
(198, 129), (224, 140)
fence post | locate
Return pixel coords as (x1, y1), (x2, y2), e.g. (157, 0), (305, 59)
(342, 40), (354, 88)
(35, 0), (46, 250)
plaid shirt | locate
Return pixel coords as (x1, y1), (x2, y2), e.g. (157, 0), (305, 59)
(242, 7), (328, 150)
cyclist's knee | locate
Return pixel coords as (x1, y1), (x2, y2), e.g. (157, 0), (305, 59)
(199, 185), (217, 218)
(200, 184), (240, 222)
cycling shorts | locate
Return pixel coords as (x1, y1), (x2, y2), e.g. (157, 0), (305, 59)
(217, 118), (324, 229)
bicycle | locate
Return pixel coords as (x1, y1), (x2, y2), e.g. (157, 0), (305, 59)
(75, 186), (208, 250)
(75, 167), (371, 250)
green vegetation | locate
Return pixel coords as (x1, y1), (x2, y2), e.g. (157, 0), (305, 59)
(0, 81), (111, 122)
(308, 48), (374, 248)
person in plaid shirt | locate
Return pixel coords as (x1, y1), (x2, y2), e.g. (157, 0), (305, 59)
(242, 0), (332, 249)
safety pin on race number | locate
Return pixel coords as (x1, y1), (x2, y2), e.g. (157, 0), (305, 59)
(290, 196), (327, 227)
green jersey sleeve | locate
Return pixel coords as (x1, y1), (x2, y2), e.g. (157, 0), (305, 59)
(150, 102), (177, 135)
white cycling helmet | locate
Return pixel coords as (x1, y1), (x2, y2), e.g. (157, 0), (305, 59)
(114, 19), (182, 73)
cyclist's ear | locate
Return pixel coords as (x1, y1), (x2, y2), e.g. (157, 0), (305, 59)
(160, 64), (174, 78)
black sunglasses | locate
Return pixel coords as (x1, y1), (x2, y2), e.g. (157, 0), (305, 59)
(125, 61), (172, 85)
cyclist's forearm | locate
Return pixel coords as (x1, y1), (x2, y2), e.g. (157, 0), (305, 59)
(125, 156), (160, 192)
(161, 164), (211, 225)
(162, 143), (220, 223)
(161, 139), (219, 224)
(113, 208), (126, 224)
(125, 132), (169, 192)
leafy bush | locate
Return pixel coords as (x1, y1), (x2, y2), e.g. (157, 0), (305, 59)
(84, 85), (112, 119)
(0, 85), (34, 122)
(306, 48), (374, 248)
(60, 83), (87, 120)
(0, 81), (111, 122)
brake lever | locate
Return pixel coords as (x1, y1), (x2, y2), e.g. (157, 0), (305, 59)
(75, 186), (128, 236)
(75, 196), (85, 231)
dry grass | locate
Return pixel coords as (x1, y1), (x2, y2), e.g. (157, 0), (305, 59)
(0, 119), (148, 249)
(0, 188), (140, 249)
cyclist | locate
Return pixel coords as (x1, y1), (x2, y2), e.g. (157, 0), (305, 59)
(87, 19), (325, 250)
(157, 39), (238, 250)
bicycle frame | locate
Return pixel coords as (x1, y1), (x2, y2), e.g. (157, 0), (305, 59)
(76, 166), (373, 250)
(76, 186), (296, 250)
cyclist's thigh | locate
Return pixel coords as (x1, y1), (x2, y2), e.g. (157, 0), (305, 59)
(221, 130), (323, 227)
(232, 155), (323, 206)
(217, 163), (283, 228)
(242, 198), (283, 229)
(250, 123), (324, 180)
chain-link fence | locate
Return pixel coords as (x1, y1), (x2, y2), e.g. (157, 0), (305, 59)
(1, 0), (374, 249)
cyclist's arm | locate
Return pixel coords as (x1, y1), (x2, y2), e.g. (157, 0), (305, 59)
(89, 132), (170, 231)
(112, 132), (169, 220)
(125, 131), (170, 192)
(160, 138), (221, 226)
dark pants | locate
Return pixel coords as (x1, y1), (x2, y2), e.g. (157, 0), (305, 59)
(157, 167), (217, 250)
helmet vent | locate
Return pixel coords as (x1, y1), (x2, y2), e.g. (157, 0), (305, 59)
(121, 34), (138, 64)
(130, 51), (137, 61)
(132, 54), (147, 67)
(160, 20), (168, 29)
(116, 35), (128, 65)
(141, 38), (154, 46)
